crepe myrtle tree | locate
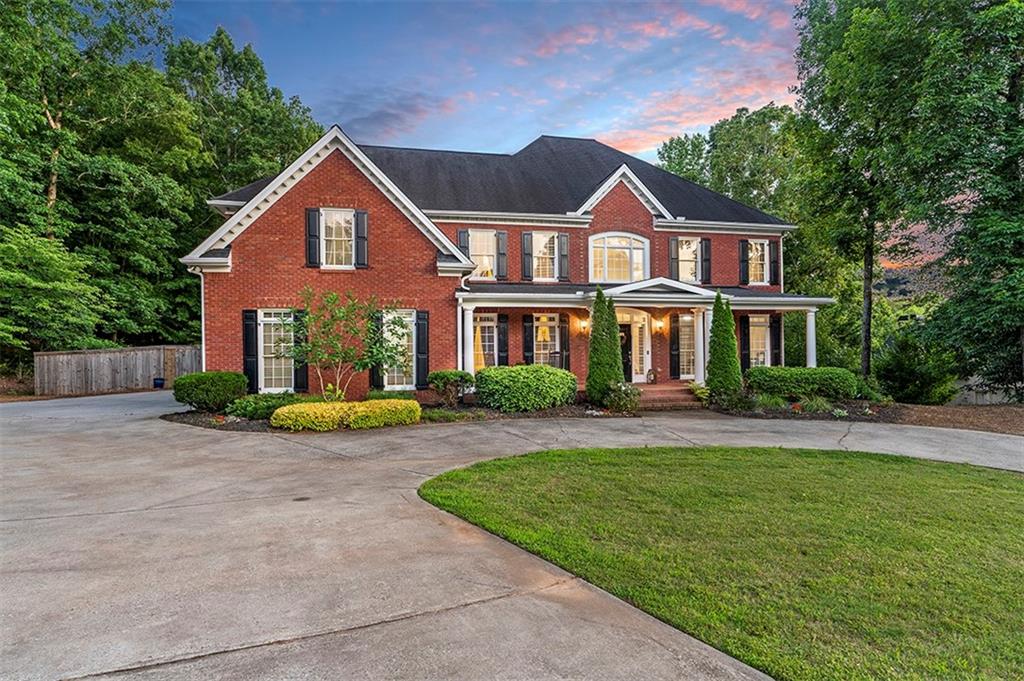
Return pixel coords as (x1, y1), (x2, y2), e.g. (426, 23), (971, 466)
(283, 286), (408, 400)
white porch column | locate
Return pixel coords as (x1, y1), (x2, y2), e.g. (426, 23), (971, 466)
(806, 309), (817, 368)
(704, 306), (713, 359)
(694, 308), (706, 384)
(462, 306), (476, 374)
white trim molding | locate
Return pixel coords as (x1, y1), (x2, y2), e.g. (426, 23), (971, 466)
(573, 164), (673, 219)
(181, 125), (473, 273)
(654, 218), (797, 235)
(425, 209), (592, 229)
(602, 277), (715, 297)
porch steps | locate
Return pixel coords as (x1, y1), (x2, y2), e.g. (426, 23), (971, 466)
(637, 383), (703, 410)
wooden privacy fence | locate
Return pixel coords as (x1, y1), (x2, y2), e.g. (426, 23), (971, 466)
(34, 345), (200, 396)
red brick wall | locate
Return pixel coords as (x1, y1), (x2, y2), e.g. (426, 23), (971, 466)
(203, 149), (461, 399)
(436, 180), (781, 290)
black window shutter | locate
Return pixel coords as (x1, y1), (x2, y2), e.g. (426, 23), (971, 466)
(496, 231), (508, 280)
(242, 309), (258, 393)
(369, 312), (383, 389)
(415, 310), (429, 389)
(457, 229), (470, 257)
(669, 237), (679, 280)
(522, 315), (534, 364)
(558, 313), (570, 370)
(521, 232), (533, 280)
(700, 238), (712, 284)
(669, 313), (680, 379)
(738, 314), (751, 372)
(497, 314), (509, 365)
(557, 233), (570, 281)
(305, 209), (320, 268)
(292, 310), (308, 392)
(738, 239), (749, 285)
(769, 240), (780, 285)
(770, 314), (782, 367)
(354, 210), (368, 268)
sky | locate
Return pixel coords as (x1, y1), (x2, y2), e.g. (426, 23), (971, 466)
(171, 0), (799, 161)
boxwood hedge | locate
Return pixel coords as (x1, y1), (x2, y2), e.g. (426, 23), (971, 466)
(475, 364), (577, 413)
(270, 399), (421, 431)
(172, 371), (248, 413)
(746, 366), (858, 400)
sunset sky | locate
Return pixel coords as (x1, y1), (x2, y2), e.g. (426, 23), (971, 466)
(171, 1), (799, 160)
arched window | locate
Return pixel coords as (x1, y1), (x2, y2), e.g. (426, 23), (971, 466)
(589, 233), (649, 283)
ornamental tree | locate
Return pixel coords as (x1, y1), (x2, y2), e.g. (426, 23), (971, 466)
(706, 292), (742, 402)
(284, 286), (408, 400)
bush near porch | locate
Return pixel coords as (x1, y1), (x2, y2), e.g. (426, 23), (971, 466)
(746, 366), (858, 401)
(270, 398), (421, 431)
(172, 371), (248, 412)
(476, 365), (577, 412)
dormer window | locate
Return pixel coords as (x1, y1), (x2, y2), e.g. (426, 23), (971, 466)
(589, 233), (649, 283)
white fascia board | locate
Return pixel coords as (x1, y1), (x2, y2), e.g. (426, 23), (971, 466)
(184, 125), (472, 266)
(654, 219), (797, 235)
(455, 291), (591, 308)
(572, 164), (673, 219)
(206, 199), (245, 207)
(729, 297), (834, 309)
(602, 276), (715, 297)
(182, 257), (231, 273)
(425, 210), (592, 228)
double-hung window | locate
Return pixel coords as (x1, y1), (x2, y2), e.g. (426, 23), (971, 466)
(473, 313), (498, 370)
(679, 314), (696, 376)
(677, 238), (700, 282)
(748, 240), (768, 285)
(384, 310), (416, 390)
(259, 310), (293, 393)
(322, 208), (355, 268)
(532, 231), (557, 280)
(590, 233), (648, 283)
(533, 314), (560, 367)
(469, 229), (496, 279)
(749, 314), (770, 367)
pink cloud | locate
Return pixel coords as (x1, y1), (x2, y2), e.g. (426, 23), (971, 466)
(534, 23), (600, 57)
(697, 0), (792, 31)
(509, 55), (529, 67)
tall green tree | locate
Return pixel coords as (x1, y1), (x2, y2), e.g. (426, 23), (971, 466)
(656, 133), (709, 185)
(706, 293), (742, 401)
(585, 287), (624, 405)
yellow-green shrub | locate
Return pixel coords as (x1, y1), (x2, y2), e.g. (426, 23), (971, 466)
(270, 399), (421, 431)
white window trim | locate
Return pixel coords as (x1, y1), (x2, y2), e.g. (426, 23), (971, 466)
(588, 232), (650, 284)
(383, 309), (416, 391)
(532, 231), (559, 282)
(320, 207), (356, 270)
(748, 239), (770, 286)
(258, 309), (294, 394)
(473, 313), (499, 368)
(676, 237), (701, 284)
(532, 313), (560, 365)
(468, 229), (497, 281)
(678, 313), (697, 379)
(749, 314), (771, 367)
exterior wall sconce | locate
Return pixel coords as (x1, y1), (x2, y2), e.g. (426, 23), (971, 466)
(653, 318), (665, 332)
(579, 318), (590, 333)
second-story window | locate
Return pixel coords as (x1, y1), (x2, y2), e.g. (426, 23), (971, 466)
(469, 229), (496, 279)
(590, 233), (649, 283)
(533, 231), (557, 280)
(322, 208), (354, 268)
(677, 238), (700, 282)
(748, 240), (768, 284)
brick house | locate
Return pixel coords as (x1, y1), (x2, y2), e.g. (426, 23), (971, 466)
(182, 126), (831, 399)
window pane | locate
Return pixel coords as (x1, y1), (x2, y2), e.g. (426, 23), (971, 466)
(533, 233), (556, 279)
(384, 311), (415, 388)
(261, 312), (293, 390)
(470, 230), (495, 278)
(323, 209), (354, 266)
(678, 239), (699, 281)
(474, 314), (498, 370)
(749, 242), (766, 283)
(606, 248), (630, 281)
(679, 315), (695, 375)
(749, 315), (769, 366)
(592, 244), (605, 281)
(534, 314), (560, 366)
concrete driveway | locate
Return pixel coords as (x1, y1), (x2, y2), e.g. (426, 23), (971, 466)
(1, 393), (1020, 680)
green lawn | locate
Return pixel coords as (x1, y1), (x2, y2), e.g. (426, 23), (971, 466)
(419, 447), (1024, 680)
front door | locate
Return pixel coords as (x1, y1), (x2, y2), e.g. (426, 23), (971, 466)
(618, 324), (632, 383)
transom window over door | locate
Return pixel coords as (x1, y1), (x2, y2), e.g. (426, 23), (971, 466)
(533, 314), (560, 366)
(259, 310), (293, 392)
(590, 233), (649, 283)
(749, 314), (770, 366)
(321, 208), (354, 268)
(677, 238), (700, 282)
(469, 229), (496, 279)
(384, 310), (416, 390)
(748, 240), (768, 284)
(533, 231), (557, 280)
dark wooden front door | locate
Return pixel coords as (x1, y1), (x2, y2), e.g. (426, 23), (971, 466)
(618, 323), (631, 383)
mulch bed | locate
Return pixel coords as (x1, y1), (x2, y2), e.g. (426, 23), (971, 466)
(161, 411), (273, 432)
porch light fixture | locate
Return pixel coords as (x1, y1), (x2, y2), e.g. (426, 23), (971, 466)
(579, 318), (590, 332)
(653, 318), (665, 332)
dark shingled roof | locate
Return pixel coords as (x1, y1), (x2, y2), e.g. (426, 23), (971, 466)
(211, 135), (784, 225)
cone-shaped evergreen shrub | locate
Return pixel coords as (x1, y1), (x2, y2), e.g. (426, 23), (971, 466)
(706, 292), (742, 402)
(585, 288), (624, 405)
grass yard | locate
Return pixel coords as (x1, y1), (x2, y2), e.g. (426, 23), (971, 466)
(419, 447), (1024, 680)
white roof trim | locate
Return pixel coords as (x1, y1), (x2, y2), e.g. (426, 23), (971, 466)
(425, 209), (592, 228)
(206, 199), (245, 207)
(182, 125), (472, 266)
(572, 164), (673, 219)
(601, 277), (715, 297)
(654, 218), (796, 234)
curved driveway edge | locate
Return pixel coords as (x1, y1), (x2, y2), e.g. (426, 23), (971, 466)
(1, 392), (1020, 680)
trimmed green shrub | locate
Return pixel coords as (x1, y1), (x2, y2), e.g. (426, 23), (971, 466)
(688, 381), (710, 406)
(367, 389), (417, 401)
(716, 391), (757, 412)
(746, 366), (858, 400)
(586, 287), (624, 406)
(476, 364), (577, 412)
(173, 371), (248, 412)
(270, 399), (421, 431)
(875, 331), (958, 405)
(604, 382), (641, 414)
(427, 369), (475, 409)
(754, 393), (789, 411)
(799, 395), (833, 413)
(225, 393), (322, 420)
(706, 292), (742, 404)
